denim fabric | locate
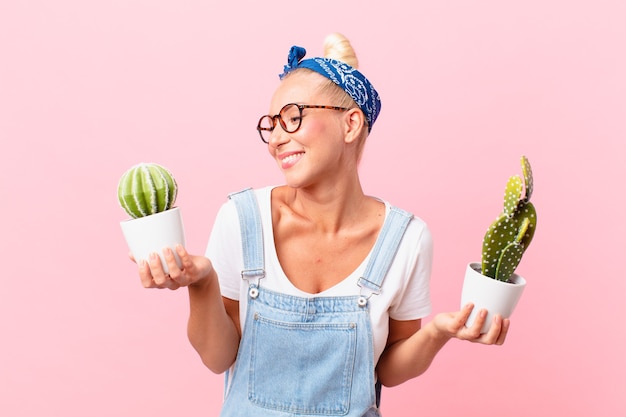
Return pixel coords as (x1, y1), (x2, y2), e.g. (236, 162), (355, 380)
(220, 189), (412, 417)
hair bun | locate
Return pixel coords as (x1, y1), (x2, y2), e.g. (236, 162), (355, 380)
(323, 33), (359, 69)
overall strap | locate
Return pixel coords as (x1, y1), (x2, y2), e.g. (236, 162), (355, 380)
(357, 205), (413, 409)
(357, 206), (413, 300)
(223, 188), (265, 396)
(228, 188), (265, 284)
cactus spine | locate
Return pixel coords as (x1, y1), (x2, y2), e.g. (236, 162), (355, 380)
(118, 163), (178, 219)
(481, 156), (537, 282)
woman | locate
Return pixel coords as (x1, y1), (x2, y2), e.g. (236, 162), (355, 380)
(136, 33), (509, 416)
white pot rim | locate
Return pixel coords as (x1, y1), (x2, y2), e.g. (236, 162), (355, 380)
(120, 206), (180, 223)
(468, 262), (527, 287)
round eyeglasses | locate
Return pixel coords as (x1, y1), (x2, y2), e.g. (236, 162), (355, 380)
(256, 103), (350, 143)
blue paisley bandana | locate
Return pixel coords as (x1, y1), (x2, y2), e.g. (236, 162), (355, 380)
(280, 45), (381, 132)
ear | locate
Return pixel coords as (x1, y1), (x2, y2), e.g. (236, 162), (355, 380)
(343, 108), (366, 144)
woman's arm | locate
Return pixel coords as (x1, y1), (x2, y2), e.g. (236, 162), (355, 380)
(376, 303), (510, 387)
(138, 245), (241, 374)
(187, 272), (241, 374)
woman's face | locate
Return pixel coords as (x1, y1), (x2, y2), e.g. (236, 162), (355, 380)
(266, 71), (355, 189)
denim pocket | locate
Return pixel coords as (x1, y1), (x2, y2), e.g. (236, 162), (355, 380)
(248, 312), (358, 415)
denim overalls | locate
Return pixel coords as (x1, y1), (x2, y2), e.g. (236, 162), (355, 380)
(220, 188), (413, 417)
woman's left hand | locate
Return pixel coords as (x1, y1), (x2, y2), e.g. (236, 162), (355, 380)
(432, 303), (510, 345)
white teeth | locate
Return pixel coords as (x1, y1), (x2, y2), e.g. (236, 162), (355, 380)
(281, 153), (302, 164)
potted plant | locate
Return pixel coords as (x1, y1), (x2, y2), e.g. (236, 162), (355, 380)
(118, 162), (185, 274)
(461, 155), (537, 333)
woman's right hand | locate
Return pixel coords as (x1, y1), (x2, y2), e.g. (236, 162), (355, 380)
(134, 245), (214, 290)
(132, 246), (240, 372)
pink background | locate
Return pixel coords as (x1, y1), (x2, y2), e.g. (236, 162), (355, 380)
(1, 1), (624, 416)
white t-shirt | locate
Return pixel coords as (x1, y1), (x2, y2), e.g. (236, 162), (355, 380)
(206, 186), (433, 365)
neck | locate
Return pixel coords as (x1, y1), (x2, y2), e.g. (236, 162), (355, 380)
(281, 178), (369, 234)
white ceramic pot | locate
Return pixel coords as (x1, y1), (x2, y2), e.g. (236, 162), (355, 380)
(460, 262), (526, 334)
(120, 207), (185, 274)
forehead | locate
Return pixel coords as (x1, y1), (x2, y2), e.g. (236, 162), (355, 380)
(269, 71), (329, 112)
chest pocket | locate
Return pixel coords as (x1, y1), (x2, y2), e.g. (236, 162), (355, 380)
(248, 311), (358, 415)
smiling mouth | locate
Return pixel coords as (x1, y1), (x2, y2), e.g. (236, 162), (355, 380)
(281, 153), (303, 164)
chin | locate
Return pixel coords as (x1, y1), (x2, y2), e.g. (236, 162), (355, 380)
(282, 175), (312, 190)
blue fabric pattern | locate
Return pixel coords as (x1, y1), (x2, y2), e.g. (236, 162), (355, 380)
(280, 45), (382, 132)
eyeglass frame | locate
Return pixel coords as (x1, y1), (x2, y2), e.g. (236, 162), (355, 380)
(256, 103), (350, 143)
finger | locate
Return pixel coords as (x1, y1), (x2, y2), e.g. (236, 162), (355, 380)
(454, 303), (474, 331)
(138, 259), (156, 288)
(149, 253), (169, 285)
(460, 303), (474, 322)
(165, 278), (181, 291)
(481, 314), (503, 344)
(163, 247), (182, 280)
(466, 309), (488, 339)
(173, 244), (200, 287)
(128, 252), (137, 263)
(472, 309), (488, 331)
(495, 318), (511, 345)
(158, 276), (179, 290)
(176, 244), (193, 271)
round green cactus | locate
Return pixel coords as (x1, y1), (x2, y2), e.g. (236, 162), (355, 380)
(481, 156), (537, 282)
(118, 163), (178, 219)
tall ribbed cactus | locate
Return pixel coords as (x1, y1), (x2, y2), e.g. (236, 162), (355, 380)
(481, 156), (537, 282)
(118, 163), (178, 219)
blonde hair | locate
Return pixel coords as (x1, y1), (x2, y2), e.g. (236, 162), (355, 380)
(323, 33), (359, 69)
(318, 33), (362, 110)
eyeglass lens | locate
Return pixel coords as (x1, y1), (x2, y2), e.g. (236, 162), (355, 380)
(257, 104), (302, 143)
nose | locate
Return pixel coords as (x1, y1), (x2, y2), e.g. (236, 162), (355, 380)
(267, 123), (290, 148)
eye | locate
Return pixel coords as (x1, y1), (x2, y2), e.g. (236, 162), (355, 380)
(280, 104), (302, 132)
(280, 116), (299, 132)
